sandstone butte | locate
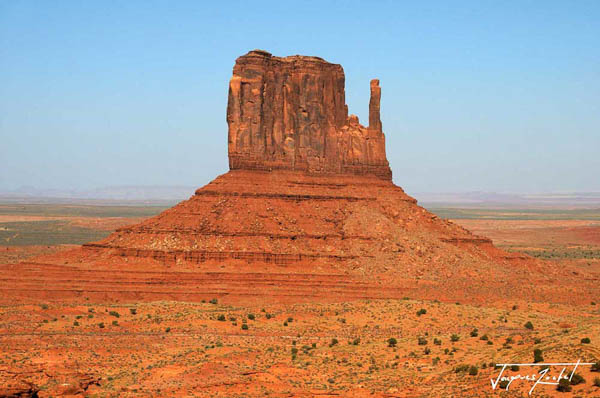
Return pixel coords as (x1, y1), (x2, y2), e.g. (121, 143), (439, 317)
(0, 50), (596, 305)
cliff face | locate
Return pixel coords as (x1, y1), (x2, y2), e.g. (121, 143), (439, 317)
(227, 50), (392, 179)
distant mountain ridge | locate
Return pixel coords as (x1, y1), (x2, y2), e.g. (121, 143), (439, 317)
(0, 185), (197, 204)
(2, 186), (600, 208)
(415, 191), (600, 208)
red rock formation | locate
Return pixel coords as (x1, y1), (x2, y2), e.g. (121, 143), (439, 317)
(1, 50), (571, 306)
(227, 50), (391, 179)
(369, 79), (382, 132)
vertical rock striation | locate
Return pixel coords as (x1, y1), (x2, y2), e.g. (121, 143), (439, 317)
(227, 50), (392, 179)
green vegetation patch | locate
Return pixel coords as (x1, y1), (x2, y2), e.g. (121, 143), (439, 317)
(427, 207), (600, 221)
(0, 220), (110, 246)
(0, 204), (168, 218)
(513, 247), (600, 260)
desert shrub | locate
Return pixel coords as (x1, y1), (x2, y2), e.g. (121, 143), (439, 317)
(241, 324), (248, 330)
(512, 305), (518, 310)
(454, 364), (469, 373)
(557, 379), (572, 392)
(581, 337), (591, 344)
(387, 338), (397, 348)
(510, 365), (520, 371)
(312, 342), (317, 348)
(330, 338), (339, 347)
(470, 329), (478, 337)
(109, 311), (120, 318)
(283, 321), (288, 326)
(499, 380), (509, 389)
(73, 321), (79, 326)
(416, 308), (427, 316)
(524, 321), (534, 330)
(418, 337), (428, 346)
(165, 327), (171, 332)
(129, 308), (137, 315)
(451, 334), (460, 342)
(433, 338), (442, 345)
(424, 347), (431, 355)
(594, 377), (600, 387)
(592, 362), (600, 372)
(291, 347), (298, 355)
(265, 313), (272, 319)
(98, 322), (105, 328)
(533, 349), (544, 363)
(570, 373), (585, 385)
(112, 320), (118, 326)
(209, 298), (218, 304)
(287, 317), (293, 323)
(534, 338), (542, 344)
(352, 338), (360, 345)
(480, 334), (488, 341)
(40, 304), (49, 310)
(468, 366), (478, 376)
(217, 314), (226, 321)
(248, 313), (255, 320)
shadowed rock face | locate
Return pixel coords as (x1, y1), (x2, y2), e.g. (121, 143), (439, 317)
(227, 50), (392, 179)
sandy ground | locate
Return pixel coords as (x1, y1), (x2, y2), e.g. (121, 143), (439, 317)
(1, 299), (599, 397)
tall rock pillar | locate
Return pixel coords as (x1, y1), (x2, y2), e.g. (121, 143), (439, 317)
(369, 79), (382, 132)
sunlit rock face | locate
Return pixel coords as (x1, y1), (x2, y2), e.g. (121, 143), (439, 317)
(227, 50), (391, 180)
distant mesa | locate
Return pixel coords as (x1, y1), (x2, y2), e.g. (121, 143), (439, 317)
(227, 50), (391, 179)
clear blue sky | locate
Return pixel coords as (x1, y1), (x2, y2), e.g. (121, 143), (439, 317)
(1, 0), (599, 194)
